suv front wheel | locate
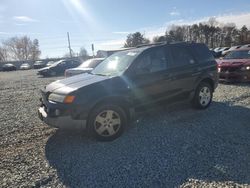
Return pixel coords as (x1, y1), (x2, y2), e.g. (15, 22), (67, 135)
(192, 82), (213, 109)
(88, 104), (127, 141)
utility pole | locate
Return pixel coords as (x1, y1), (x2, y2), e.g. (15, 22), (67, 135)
(91, 44), (95, 58)
(67, 32), (72, 58)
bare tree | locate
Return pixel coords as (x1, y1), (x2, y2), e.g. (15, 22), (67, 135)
(3, 36), (41, 61)
(79, 47), (88, 57)
(0, 46), (8, 62)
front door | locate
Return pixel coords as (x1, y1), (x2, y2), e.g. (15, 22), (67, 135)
(128, 47), (173, 107)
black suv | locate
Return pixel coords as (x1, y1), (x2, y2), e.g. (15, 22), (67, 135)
(38, 42), (218, 141)
(37, 59), (80, 76)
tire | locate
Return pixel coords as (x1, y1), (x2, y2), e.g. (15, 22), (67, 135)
(88, 104), (127, 141)
(192, 82), (213, 109)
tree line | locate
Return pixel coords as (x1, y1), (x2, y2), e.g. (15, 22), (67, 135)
(0, 36), (41, 62)
(124, 18), (250, 48)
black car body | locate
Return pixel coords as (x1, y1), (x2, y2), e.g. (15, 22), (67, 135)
(38, 42), (218, 141)
(33, 61), (47, 69)
(38, 59), (81, 77)
(2, 63), (17, 71)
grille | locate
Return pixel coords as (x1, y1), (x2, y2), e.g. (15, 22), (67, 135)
(221, 67), (240, 72)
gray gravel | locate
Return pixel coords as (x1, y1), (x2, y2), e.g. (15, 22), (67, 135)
(0, 70), (249, 188)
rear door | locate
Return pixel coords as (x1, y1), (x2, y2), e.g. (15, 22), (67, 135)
(168, 45), (199, 96)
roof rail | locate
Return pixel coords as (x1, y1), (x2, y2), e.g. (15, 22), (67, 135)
(136, 42), (167, 48)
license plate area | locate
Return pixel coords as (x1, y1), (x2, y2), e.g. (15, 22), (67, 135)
(39, 106), (47, 118)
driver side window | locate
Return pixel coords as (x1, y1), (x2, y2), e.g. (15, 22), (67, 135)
(136, 48), (167, 74)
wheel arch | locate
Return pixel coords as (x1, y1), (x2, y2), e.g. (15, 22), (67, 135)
(87, 96), (133, 123)
(199, 77), (215, 92)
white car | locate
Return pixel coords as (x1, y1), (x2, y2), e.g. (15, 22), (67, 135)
(221, 46), (241, 56)
(65, 58), (104, 77)
(20, 63), (31, 70)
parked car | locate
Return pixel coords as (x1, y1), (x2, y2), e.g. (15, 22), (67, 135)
(33, 61), (47, 69)
(211, 47), (229, 58)
(217, 48), (250, 82)
(96, 48), (132, 58)
(38, 42), (218, 141)
(240, 44), (250, 49)
(221, 45), (241, 56)
(2, 63), (17, 71)
(46, 61), (55, 67)
(65, 58), (104, 77)
(20, 63), (31, 70)
(37, 59), (81, 77)
(213, 47), (222, 52)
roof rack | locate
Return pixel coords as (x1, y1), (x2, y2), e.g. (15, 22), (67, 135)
(135, 41), (198, 48)
(136, 42), (167, 48)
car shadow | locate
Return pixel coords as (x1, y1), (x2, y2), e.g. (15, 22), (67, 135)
(45, 102), (250, 187)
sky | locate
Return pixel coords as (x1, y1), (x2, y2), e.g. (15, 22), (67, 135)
(0, 0), (250, 58)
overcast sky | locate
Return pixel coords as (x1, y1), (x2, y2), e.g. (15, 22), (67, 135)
(0, 0), (250, 58)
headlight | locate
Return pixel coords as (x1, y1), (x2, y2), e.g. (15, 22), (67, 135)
(218, 67), (221, 72)
(241, 66), (250, 71)
(48, 93), (75, 103)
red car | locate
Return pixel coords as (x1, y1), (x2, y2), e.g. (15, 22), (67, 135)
(217, 48), (250, 82)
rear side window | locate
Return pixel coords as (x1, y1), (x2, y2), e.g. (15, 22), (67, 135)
(191, 44), (215, 62)
(170, 46), (195, 67)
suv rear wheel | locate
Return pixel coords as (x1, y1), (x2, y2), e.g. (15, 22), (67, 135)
(88, 104), (127, 141)
(192, 82), (213, 109)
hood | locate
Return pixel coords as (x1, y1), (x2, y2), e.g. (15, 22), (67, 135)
(45, 73), (109, 94)
(38, 67), (49, 72)
(217, 59), (250, 67)
(66, 67), (93, 73)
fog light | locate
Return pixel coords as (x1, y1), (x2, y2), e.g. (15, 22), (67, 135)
(55, 109), (60, 116)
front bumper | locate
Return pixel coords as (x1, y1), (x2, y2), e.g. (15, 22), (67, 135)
(38, 91), (87, 130)
(38, 106), (86, 130)
(218, 70), (250, 82)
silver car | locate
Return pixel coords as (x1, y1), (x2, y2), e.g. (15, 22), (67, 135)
(65, 58), (104, 77)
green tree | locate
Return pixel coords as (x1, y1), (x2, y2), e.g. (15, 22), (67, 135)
(124, 32), (150, 47)
(79, 47), (88, 57)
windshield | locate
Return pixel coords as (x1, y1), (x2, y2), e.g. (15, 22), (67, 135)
(91, 50), (141, 76)
(50, 60), (64, 66)
(224, 50), (250, 59)
(79, 59), (103, 68)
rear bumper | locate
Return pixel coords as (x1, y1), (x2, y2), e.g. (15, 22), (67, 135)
(38, 106), (87, 130)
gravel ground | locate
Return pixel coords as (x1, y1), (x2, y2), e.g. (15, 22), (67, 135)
(0, 70), (249, 188)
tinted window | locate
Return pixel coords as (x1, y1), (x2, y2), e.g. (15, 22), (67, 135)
(170, 46), (195, 67)
(136, 47), (168, 73)
(224, 50), (250, 59)
(191, 44), (214, 62)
